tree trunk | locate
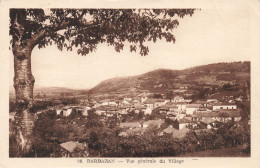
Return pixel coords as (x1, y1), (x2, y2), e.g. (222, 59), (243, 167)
(12, 43), (36, 156)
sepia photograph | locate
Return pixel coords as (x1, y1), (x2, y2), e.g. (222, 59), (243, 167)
(8, 8), (252, 158)
(1, 0), (260, 167)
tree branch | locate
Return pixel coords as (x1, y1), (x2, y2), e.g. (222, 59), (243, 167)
(13, 14), (25, 43)
(28, 17), (97, 49)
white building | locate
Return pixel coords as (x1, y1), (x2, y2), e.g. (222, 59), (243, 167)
(121, 100), (130, 105)
(173, 96), (185, 103)
(175, 103), (187, 112)
(178, 119), (192, 129)
(119, 106), (130, 115)
(101, 101), (109, 106)
(124, 97), (132, 101)
(108, 100), (117, 106)
(213, 104), (237, 110)
(63, 107), (72, 117)
(82, 107), (91, 116)
(186, 104), (201, 115)
(154, 99), (167, 107)
(207, 99), (218, 103)
(176, 113), (186, 120)
(95, 107), (106, 115)
(145, 107), (153, 115)
(141, 96), (148, 103)
(56, 109), (62, 115)
(9, 112), (16, 121)
(144, 100), (154, 109)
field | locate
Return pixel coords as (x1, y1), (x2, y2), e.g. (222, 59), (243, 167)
(178, 146), (250, 157)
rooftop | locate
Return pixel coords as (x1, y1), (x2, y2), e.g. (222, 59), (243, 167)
(60, 141), (85, 153)
(144, 98), (165, 104)
(213, 103), (237, 106)
(172, 127), (191, 139)
(163, 126), (178, 134)
(186, 104), (201, 108)
(134, 105), (146, 109)
(192, 110), (241, 118)
(178, 118), (193, 124)
(144, 119), (164, 126)
(120, 122), (141, 128)
(200, 117), (215, 124)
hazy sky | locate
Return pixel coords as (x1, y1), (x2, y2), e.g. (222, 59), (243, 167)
(9, 9), (251, 89)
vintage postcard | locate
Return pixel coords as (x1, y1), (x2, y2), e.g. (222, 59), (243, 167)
(0, 0), (260, 168)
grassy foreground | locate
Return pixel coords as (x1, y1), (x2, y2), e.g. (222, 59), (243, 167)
(178, 146), (250, 157)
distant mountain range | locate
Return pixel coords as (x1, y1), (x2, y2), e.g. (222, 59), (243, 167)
(88, 61), (250, 95)
(9, 61), (250, 97)
(9, 85), (87, 96)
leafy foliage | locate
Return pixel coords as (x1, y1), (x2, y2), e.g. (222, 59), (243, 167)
(153, 93), (163, 99)
(11, 109), (250, 157)
(85, 109), (103, 128)
(10, 8), (196, 56)
(166, 90), (174, 100)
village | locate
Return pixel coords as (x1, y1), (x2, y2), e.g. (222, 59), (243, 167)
(26, 89), (246, 156)
(8, 62), (251, 157)
(8, 70), (250, 158)
(56, 94), (242, 131)
(8, 77), (250, 158)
